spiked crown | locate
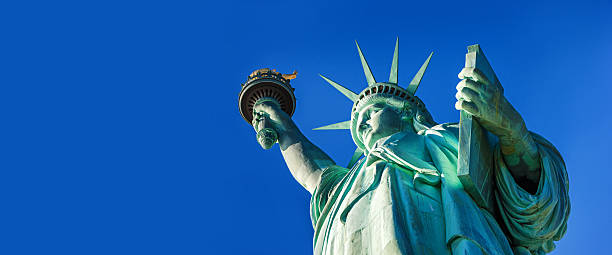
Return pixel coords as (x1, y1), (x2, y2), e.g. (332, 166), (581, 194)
(315, 39), (434, 168)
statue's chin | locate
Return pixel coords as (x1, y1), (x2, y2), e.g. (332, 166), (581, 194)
(363, 133), (385, 151)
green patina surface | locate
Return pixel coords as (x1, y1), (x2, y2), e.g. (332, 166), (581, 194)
(245, 40), (569, 255)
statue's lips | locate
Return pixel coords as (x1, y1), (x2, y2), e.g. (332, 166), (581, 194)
(361, 129), (372, 144)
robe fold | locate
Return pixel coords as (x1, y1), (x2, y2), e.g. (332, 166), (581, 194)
(310, 123), (569, 255)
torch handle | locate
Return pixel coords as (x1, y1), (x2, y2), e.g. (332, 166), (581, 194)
(256, 125), (278, 150)
(253, 98), (281, 150)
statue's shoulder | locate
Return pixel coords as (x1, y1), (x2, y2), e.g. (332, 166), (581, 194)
(373, 131), (430, 161)
(371, 123), (461, 164)
(421, 123), (459, 138)
(414, 123), (461, 153)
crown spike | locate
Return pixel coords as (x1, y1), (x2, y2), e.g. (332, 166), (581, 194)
(347, 147), (364, 169)
(388, 37), (399, 84)
(313, 120), (351, 130)
(319, 74), (358, 102)
(355, 41), (376, 86)
(406, 52), (433, 95)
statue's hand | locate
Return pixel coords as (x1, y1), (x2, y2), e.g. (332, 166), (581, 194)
(252, 100), (298, 142)
(455, 67), (541, 189)
(455, 67), (525, 139)
(253, 99), (333, 194)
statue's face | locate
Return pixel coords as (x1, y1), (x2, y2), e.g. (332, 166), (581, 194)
(356, 103), (407, 150)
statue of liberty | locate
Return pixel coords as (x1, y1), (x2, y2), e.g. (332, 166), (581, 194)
(241, 39), (569, 255)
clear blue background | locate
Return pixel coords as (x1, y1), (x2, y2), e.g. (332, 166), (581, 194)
(1, 0), (610, 254)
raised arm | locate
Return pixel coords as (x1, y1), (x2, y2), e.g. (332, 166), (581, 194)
(252, 100), (335, 194)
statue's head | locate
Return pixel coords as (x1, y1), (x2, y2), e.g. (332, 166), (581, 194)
(314, 39), (436, 155)
(350, 82), (435, 151)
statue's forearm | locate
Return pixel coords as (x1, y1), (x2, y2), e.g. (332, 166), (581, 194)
(498, 124), (541, 191)
(278, 128), (335, 194)
(251, 100), (334, 194)
(471, 92), (542, 191)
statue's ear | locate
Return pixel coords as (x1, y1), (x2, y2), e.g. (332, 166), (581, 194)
(412, 106), (436, 133)
(412, 116), (428, 133)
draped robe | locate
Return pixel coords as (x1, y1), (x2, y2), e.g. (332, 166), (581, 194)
(310, 123), (569, 255)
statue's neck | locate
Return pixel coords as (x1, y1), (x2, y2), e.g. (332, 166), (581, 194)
(367, 131), (428, 155)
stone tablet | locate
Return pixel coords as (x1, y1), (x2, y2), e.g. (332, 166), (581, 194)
(457, 44), (499, 213)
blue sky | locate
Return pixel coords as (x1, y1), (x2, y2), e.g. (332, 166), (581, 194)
(1, 0), (610, 254)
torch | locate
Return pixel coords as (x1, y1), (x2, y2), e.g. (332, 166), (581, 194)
(238, 69), (297, 149)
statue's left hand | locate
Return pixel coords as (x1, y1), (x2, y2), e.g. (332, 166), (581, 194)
(455, 67), (541, 189)
(454, 67), (526, 139)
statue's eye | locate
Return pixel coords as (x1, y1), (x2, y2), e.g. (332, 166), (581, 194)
(369, 108), (381, 116)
